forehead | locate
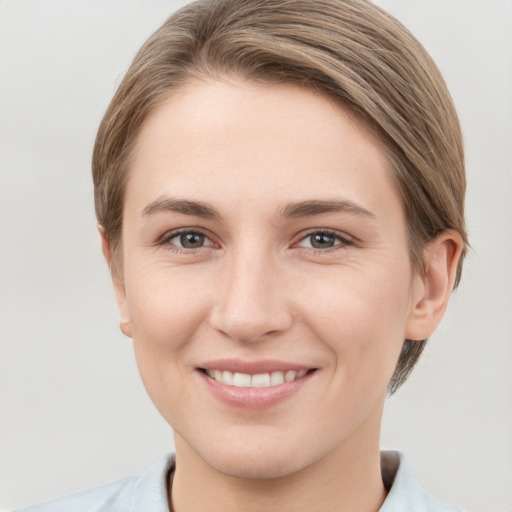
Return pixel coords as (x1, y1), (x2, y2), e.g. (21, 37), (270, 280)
(127, 78), (402, 221)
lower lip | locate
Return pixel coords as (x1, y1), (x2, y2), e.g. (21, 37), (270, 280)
(198, 370), (315, 409)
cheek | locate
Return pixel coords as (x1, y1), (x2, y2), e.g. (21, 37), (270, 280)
(126, 263), (207, 342)
(299, 264), (412, 376)
(124, 265), (210, 401)
(127, 290), (202, 426)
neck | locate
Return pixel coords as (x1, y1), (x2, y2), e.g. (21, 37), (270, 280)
(170, 412), (387, 512)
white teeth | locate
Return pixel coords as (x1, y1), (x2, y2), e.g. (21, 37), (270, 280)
(222, 370), (233, 385)
(270, 371), (284, 386)
(233, 372), (252, 387)
(204, 369), (310, 387)
(252, 373), (271, 387)
(284, 370), (296, 382)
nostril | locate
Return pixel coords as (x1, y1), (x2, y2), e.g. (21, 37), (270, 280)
(208, 280), (294, 343)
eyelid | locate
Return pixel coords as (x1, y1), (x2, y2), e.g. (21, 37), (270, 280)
(156, 227), (218, 250)
(155, 227), (354, 252)
(294, 228), (355, 249)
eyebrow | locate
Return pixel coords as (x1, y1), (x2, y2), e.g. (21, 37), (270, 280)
(142, 197), (219, 219)
(281, 199), (376, 219)
(142, 197), (375, 221)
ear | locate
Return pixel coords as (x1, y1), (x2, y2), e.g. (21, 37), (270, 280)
(98, 226), (133, 338)
(405, 230), (463, 341)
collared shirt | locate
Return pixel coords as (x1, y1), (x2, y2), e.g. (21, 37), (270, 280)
(14, 451), (461, 512)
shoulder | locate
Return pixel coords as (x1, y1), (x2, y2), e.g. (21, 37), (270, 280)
(13, 454), (174, 512)
(380, 451), (462, 512)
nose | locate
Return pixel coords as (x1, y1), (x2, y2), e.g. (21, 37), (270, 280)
(209, 248), (294, 343)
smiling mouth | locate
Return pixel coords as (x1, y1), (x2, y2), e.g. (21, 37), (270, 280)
(200, 368), (316, 388)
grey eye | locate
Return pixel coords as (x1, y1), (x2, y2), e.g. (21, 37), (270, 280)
(296, 230), (353, 251)
(178, 232), (206, 248)
(165, 231), (210, 249)
(309, 232), (337, 249)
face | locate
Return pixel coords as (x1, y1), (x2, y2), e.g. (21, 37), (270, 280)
(113, 78), (427, 479)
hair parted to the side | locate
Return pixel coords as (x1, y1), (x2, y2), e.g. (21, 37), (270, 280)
(92, 0), (468, 393)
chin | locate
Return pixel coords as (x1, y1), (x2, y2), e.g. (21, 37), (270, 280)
(180, 428), (314, 480)
(210, 449), (307, 480)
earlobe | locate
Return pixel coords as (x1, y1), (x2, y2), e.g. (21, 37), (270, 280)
(405, 230), (463, 341)
(98, 226), (133, 339)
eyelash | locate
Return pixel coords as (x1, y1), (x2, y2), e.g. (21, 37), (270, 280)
(156, 228), (354, 254)
(156, 229), (216, 253)
(295, 229), (354, 252)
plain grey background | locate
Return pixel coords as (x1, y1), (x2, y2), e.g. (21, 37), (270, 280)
(0, 1), (511, 510)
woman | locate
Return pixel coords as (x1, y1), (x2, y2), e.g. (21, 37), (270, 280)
(16, 0), (467, 510)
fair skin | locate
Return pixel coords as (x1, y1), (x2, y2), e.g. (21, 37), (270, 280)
(101, 78), (462, 512)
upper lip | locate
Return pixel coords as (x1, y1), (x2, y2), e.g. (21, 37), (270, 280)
(199, 359), (315, 374)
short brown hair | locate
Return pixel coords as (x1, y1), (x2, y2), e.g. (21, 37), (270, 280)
(92, 0), (468, 392)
